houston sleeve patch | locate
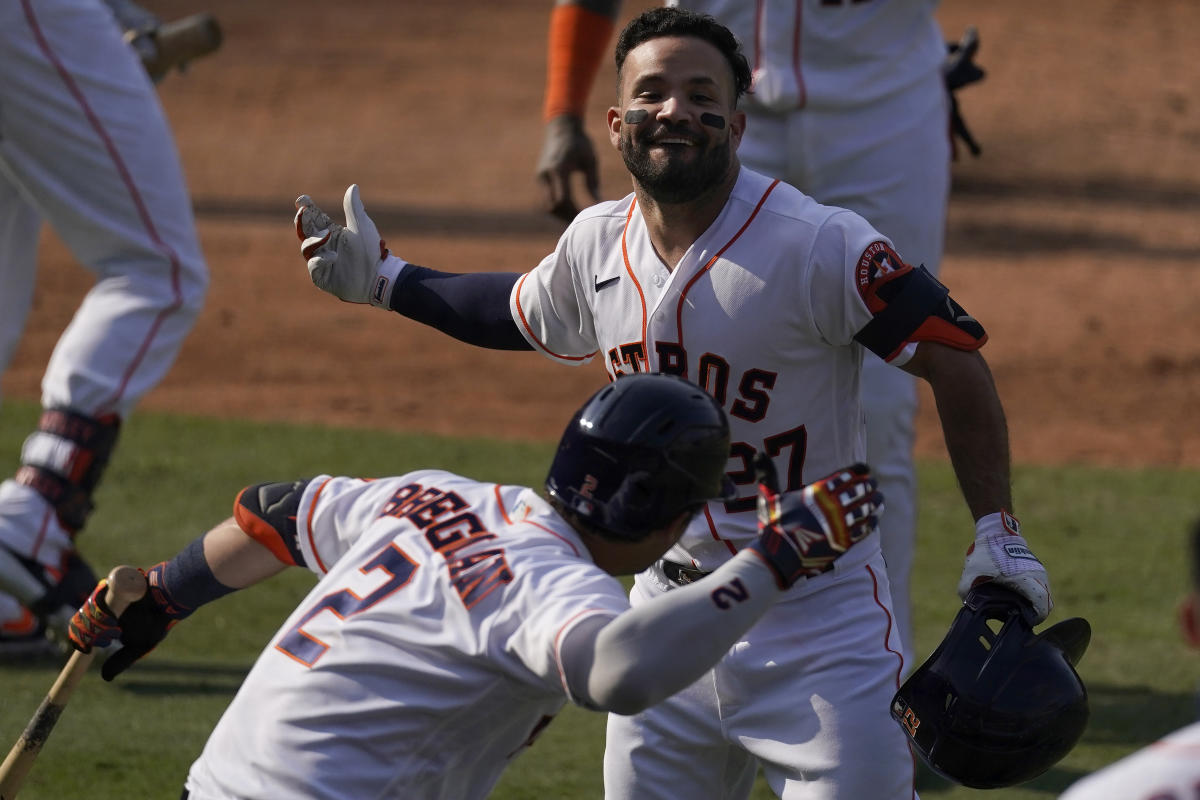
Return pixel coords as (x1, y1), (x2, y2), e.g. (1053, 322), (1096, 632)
(853, 241), (987, 360)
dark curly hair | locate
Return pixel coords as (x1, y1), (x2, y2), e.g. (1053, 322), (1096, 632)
(614, 7), (752, 103)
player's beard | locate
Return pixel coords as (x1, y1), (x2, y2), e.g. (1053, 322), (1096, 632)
(621, 123), (733, 205)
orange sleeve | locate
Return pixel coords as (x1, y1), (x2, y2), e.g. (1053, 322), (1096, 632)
(543, 4), (617, 121)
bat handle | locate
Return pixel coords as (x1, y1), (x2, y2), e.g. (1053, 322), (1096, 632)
(0, 566), (146, 799)
(103, 565), (148, 617)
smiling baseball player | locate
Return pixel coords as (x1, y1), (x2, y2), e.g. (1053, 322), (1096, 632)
(68, 373), (883, 799)
(293, 9), (1052, 798)
(535, 0), (986, 671)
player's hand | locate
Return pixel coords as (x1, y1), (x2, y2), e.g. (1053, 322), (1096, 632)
(943, 25), (985, 92)
(67, 577), (121, 653)
(958, 511), (1052, 623)
(943, 25), (984, 157)
(536, 115), (600, 224)
(68, 563), (193, 681)
(746, 454), (883, 589)
(294, 184), (408, 308)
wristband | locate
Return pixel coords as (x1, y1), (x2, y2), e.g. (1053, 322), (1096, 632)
(974, 509), (1021, 539)
(369, 254), (410, 309)
(157, 534), (235, 615)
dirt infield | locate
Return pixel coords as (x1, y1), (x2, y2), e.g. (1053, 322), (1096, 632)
(4, 0), (1198, 468)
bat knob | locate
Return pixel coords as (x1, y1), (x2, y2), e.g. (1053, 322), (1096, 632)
(103, 566), (148, 616)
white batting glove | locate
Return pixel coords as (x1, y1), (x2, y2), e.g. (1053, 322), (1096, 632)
(294, 184), (408, 308)
(957, 510), (1053, 623)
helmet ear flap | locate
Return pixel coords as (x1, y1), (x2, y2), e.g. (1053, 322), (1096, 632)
(1036, 617), (1091, 667)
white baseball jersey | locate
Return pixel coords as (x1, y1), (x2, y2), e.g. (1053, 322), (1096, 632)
(664, 0), (954, 669)
(668, 0), (945, 113)
(512, 166), (908, 570)
(1058, 721), (1200, 800)
(184, 470), (631, 800)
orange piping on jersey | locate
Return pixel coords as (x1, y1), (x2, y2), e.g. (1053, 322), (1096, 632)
(867, 563), (906, 687)
(620, 199), (650, 365)
(234, 488), (300, 567)
(514, 272), (599, 363)
(520, 518), (582, 557)
(304, 477), (335, 573)
(677, 180), (781, 551)
(493, 484), (512, 526)
(702, 503), (739, 556)
(675, 179), (781, 343)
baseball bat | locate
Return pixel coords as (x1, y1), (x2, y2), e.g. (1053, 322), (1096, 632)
(0, 566), (147, 800)
(136, 13), (223, 79)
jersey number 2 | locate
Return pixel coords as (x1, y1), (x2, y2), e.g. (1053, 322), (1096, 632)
(275, 543), (418, 667)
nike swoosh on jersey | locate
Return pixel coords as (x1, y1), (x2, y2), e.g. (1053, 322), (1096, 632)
(594, 275), (621, 291)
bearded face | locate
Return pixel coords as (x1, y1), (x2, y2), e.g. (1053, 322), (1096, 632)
(609, 35), (744, 206)
(618, 119), (734, 204)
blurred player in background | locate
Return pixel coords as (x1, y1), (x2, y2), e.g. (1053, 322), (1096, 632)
(1058, 517), (1200, 799)
(68, 373), (884, 799)
(535, 0), (984, 666)
(0, 0), (209, 655)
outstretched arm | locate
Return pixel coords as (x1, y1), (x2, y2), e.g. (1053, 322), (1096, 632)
(68, 481), (312, 679)
(561, 460), (882, 713)
(563, 552), (779, 714)
(295, 187), (533, 350)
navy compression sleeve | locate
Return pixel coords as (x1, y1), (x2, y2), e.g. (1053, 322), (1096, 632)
(388, 266), (533, 350)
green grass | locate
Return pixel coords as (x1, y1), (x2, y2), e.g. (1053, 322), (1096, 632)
(0, 399), (1195, 799)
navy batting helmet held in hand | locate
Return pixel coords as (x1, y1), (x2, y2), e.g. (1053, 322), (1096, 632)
(545, 373), (734, 540)
(891, 583), (1090, 789)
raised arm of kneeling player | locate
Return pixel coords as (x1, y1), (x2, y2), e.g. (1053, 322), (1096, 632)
(561, 459), (883, 714)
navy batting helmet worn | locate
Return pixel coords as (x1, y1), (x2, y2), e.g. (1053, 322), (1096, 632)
(546, 373), (734, 540)
(891, 583), (1090, 789)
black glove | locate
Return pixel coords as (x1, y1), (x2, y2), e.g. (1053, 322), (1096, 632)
(68, 562), (192, 681)
(944, 26), (985, 158)
(746, 454), (883, 589)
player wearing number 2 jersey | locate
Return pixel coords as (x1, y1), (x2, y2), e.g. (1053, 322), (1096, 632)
(67, 373), (886, 799)
(294, 9), (1053, 798)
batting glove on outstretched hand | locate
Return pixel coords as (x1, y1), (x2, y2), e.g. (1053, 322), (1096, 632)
(746, 454), (883, 589)
(958, 510), (1052, 623)
(67, 562), (193, 681)
(294, 184), (409, 308)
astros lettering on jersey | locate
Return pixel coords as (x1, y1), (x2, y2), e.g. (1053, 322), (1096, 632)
(513, 166), (899, 569)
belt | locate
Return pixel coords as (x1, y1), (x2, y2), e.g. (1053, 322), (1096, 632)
(660, 559), (712, 586)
